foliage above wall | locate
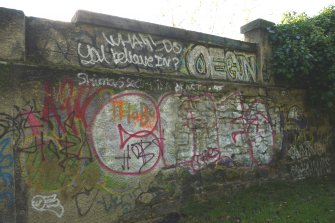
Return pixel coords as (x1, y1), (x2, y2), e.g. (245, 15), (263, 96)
(269, 6), (335, 112)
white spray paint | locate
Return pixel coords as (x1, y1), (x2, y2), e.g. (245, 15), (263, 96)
(31, 194), (64, 218)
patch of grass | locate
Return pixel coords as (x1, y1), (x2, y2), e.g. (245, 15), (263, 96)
(180, 176), (335, 222)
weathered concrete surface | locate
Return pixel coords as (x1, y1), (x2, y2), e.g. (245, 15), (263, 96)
(0, 7), (333, 223)
(26, 11), (259, 83)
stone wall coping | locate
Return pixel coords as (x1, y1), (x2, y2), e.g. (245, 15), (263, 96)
(72, 10), (257, 52)
(240, 18), (275, 34)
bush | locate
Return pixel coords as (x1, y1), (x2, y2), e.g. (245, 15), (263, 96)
(269, 6), (335, 112)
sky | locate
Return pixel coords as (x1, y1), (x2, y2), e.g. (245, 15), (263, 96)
(1, 0), (334, 39)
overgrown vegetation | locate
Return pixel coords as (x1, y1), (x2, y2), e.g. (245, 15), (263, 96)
(180, 176), (335, 222)
(269, 6), (335, 113)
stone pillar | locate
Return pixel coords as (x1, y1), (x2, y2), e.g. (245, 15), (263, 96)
(0, 7), (25, 62)
(241, 19), (275, 84)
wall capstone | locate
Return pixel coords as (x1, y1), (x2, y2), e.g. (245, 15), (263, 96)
(0, 7), (25, 62)
(241, 19), (275, 83)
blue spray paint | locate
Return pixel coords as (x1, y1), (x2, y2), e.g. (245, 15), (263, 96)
(0, 137), (14, 206)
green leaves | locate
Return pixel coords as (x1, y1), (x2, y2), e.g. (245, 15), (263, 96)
(270, 6), (335, 112)
(281, 12), (308, 24)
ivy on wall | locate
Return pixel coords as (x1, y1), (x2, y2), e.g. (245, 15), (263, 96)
(269, 6), (335, 112)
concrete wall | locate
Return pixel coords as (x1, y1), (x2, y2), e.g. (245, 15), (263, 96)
(0, 7), (333, 223)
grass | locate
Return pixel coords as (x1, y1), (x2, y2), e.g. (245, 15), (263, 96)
(180, 176), (335, 223)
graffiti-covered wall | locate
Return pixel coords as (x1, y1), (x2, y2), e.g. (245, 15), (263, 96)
(0, 7), (333, 223)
